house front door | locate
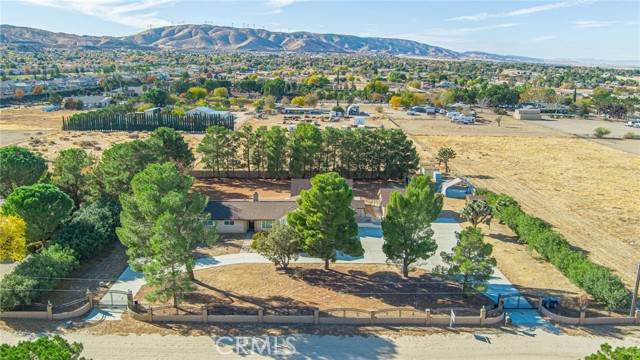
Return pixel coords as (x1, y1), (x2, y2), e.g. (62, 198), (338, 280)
(248, 221), (255, 231)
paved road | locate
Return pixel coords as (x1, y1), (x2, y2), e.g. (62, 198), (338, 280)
(1, 329), (637, 359)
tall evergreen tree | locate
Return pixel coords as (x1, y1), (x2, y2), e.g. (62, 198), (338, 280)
(250, 126), (268, 178)
(198, 125), (232, 177)
(287, 172), (363, 269)
(147, 127), (195, 173)
(52, 148), (94, 208)
(382, 176), (442, 277)
(0, 146), (47, 198)
(289, 123), (322, 178)
(265, 126), (289, 179)
(117, 163), (216, 282)
(384, 130), (420, 180)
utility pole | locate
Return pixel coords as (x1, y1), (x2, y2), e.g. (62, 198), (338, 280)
(631, 262), (640, 317)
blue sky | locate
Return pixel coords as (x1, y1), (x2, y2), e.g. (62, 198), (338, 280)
(1, 0), (638, 62)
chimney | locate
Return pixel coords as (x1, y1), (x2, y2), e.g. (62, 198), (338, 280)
(253, 191), (259, 202)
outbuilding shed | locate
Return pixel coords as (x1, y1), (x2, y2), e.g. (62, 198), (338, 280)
(437, 178), (476, 199)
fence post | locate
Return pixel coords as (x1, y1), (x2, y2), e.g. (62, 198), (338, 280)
(370, 310), (376, 325)
(148, 306), (154, 322)
(579, 310), (586, 325)
(313, 307), (319, 325)
(635, 309), (639, 324)
(425, 309), (431, 325)
(537, 298), (543, 312)
(258, 307), (264, 324)
(86, 289), (93, 308)
(480, 307), (486, 325)
(46, 301), (53, 320)
(202, 307), (208, 323)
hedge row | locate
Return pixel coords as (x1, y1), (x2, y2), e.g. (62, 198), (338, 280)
(0, 201), (120, 311)
(476, 188), (630, 309)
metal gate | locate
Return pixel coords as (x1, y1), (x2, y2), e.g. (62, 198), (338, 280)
(97, 290), (130, 308)
(500, 294), (535, 310)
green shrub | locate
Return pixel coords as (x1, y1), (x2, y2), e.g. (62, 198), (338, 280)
(480, 188), (630, 308)
(0, 335), (85, 359)
(586, 343), (640, 360)
(623, 132), (639, 139)
(52, 201), (120, 260)
(593, 127), (611, 138)
(493, 108), (507, 115)
(252, 231), (268, 240)
(0, 244), (78, 311)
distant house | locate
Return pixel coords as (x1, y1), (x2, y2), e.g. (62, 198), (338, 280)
(377, 188), (407, 217)
(289, 178), (364, 217)
(186, 106), (233, 120)
(71, 95), (112, 109)
(437, 81), (456, 88)
(206, 192), (298, 234)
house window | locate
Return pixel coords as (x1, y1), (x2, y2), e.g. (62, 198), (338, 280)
(206, 220), (214, 227)
(223, 220), (235, 226)
(261, 220), (273, 229)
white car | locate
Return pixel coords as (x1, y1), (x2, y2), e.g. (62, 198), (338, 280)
(626, 121), (640, 128)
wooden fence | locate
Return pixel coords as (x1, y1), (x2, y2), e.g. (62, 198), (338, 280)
(62, 113), (234, 132)
(127, 303), (505, 326)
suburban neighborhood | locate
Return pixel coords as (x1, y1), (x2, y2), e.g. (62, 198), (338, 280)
(0, 1), (639, 359)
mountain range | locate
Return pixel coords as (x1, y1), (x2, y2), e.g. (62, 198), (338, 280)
(0, 24), (633, 67)
(0, 24), (545, 62)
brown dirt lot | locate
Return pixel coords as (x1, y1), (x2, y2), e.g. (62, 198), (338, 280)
(239, 104), (398, 132)
(193, 234), (244, 257)
(419, 135), (640, 288)
(135, 264), (493, 314)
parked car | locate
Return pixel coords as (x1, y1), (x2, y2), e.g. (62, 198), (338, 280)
(407, 110), (417, 116)
(626, 121), (640, 127)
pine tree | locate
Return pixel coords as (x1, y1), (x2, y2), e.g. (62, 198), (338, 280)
(438, 227), (496, 294)
(382, 176), (443, 277)
(287, 172), (363, 269)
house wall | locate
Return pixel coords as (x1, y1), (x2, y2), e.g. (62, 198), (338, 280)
(255, 220), (275, 232)
(354, 208), (365, 218)
(216, 220), (247, 234)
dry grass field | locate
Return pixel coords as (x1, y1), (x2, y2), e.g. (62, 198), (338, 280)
(135, 263), (493, 313)
(418, 135), (640, 287)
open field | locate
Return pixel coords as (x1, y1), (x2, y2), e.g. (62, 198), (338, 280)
(520, 117), (640, 155)
(418, 135), (640, 287)
(135, 263), (493, 313)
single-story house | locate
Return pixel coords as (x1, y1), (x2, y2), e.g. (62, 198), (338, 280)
(186, 106), (233, 120)
(290, 178), (364, 217)
(437, 178), (475, 199)
(378, 187), (407, 217)
(71, 95), (112, 109)
(514, 108), (542, 120)
(206, 192), (298, 234)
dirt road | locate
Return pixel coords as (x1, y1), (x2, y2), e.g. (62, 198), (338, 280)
(2, 329), (637, 359)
